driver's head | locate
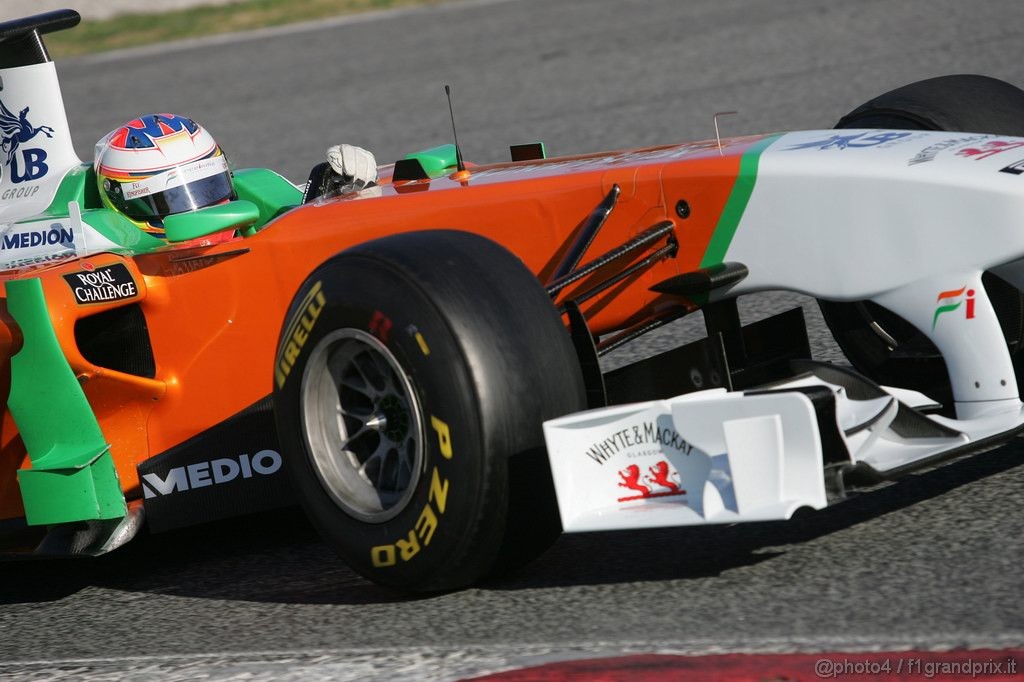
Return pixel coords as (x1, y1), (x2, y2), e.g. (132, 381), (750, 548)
(94, 114), (235, 236)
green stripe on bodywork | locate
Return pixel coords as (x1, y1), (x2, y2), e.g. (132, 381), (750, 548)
(7, 278), (125, 525)
(699, 134), (782, 267)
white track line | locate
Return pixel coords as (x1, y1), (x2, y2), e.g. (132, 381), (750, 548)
(5, 633), (1023, 668)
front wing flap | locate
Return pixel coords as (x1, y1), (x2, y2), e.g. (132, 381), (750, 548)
(544, 389), (828, 532)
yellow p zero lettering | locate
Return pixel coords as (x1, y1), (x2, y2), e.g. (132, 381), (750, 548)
(371, 544), (397, 567)
(430, 416), (453, 459)
(372, 473), (452, 569)
(395, 529), (421, 561)
(428, 466), (449, 514)
(415, 503), (439, 546)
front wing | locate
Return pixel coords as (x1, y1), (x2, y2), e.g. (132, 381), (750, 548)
(543, 362), (1023, 533)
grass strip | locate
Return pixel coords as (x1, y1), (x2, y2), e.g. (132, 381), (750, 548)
(48, 0), (448, 58)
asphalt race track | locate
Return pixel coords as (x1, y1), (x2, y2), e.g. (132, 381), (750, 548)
(2, 0), (1024, 678)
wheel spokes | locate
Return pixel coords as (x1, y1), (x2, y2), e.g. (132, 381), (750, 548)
(302, 330), (425, 522)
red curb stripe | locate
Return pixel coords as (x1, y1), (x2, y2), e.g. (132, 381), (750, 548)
(467, 649), (1024, 681)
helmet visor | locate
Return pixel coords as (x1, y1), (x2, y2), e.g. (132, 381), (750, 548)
(109, 155), (234, 220)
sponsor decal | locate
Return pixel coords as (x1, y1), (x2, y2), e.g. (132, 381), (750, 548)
(785, 131), (912, 151)
(956, 139), (1024, 160)
(617, 460), (687, 502)
(275, 280), (327, 388)
(371, 416), (452, 568)
(999, 159), (1024, 175)
(933, 286), (975, 330)
(0, 97), (53, 183)
(1, 185), (41, 201)
(141, 449), (282, 499)
(0, 250), (76, 271)
(119, 155), (229, 200)
(1, 223), (73, 251)
(138, 397), (291, 532)
(62, 263), (138, 305)
(907, 135), (990, 165)
(164, 249), (248, 276)
(123, 185), (150, 201)
(584, 420), (694, 465)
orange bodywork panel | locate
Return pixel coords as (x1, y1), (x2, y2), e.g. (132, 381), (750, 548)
(0, 136), (756, 523)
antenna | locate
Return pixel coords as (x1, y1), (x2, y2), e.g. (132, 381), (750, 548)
(713, 111), (737, 156)
(445, 85), (466, 173)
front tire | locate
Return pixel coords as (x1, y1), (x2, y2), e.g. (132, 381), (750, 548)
(273, 230), (585, 592)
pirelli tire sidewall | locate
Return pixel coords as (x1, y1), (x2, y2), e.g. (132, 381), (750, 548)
(273, 230), (585, 592)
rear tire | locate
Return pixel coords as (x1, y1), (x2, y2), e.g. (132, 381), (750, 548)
(273, 230), (585, 592)
(818, 75), (1024, 406)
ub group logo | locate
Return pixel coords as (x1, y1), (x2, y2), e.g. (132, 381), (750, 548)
(0, 98), (52, 184)
(933, 286), (975, 330)
(616, 460), (687, 503)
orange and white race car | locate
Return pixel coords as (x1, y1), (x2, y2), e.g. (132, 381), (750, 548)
(3, 10), (1024, 592)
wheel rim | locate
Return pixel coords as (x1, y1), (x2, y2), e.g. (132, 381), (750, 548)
(300, 328), (424, 523)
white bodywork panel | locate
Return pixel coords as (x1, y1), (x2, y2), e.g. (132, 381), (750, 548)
(727, 130), (1024, 416)
(0, 62), (79, 224)
(731, 130), (1024, 298)
(0, 62), (120, 270)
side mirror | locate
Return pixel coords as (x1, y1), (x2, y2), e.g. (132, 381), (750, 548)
(163, 200), (259, 243)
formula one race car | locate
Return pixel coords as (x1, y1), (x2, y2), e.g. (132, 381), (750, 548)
(3, 10), (1024, 593)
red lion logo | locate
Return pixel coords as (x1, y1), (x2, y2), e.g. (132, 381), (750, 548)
(646, 461), (680, 493)
(616, 461), (687, 502)
(617, 464), (651, 501)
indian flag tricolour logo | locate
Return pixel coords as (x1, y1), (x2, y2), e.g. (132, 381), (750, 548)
(932, 286), (976, 330)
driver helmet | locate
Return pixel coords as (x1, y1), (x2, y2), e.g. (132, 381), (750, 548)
(94, 114), (235, 236)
